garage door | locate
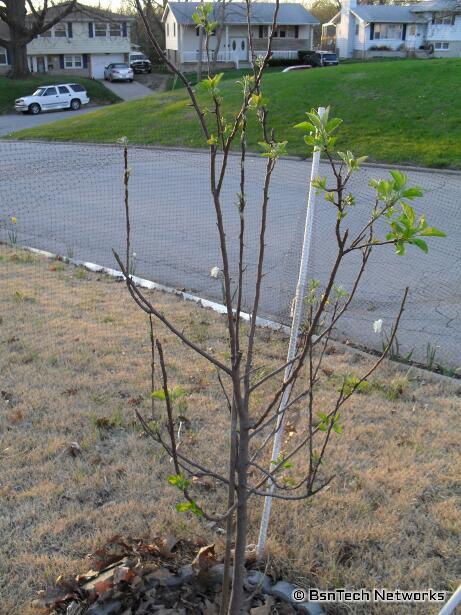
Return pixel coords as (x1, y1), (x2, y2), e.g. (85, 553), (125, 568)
(91, 54), (125, 79)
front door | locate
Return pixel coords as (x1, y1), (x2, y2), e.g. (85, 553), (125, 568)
(230, 37), (247, 61)
(36, 56), (46, 73)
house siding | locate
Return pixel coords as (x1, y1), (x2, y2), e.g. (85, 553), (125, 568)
(27, 21), (132, 55)
(355, 23), (424, 52)
(426, 14), (461, 41)
(165, 10), (179, 50)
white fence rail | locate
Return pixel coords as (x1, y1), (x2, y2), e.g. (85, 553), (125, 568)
(256, 50), (299, 60)
(181, 48), (300, 67)
(181, 50), (238, 66)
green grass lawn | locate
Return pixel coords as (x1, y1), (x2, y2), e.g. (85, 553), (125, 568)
(0, 75), (120, 114)
(7, 59), (461, 168)
(167, 66), (281, 89)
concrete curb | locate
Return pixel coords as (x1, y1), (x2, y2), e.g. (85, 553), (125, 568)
(22, 245), (460, 389)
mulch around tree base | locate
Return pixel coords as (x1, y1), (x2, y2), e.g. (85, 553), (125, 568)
(33, 535), (301, 615)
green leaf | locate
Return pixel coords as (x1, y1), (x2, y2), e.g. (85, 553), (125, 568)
(419, 226), (446, 237)
(390, 169), (407, 189)
(409, 238), (428, 253)
(294, 121), (315, 132)
(168, 474), (190, 490)
(176, 500), (204, 517)
(401, 202), (415, 226)
(332, 421), (343, 434)
(325, 117), (342, 133)
(151, 389), (165, 400)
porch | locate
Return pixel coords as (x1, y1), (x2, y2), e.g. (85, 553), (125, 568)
(179, 48), (301, 68)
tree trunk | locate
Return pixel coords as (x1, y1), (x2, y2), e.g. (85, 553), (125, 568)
(228, 423), (249, 614)
(5, 1), (30, 78)
(8, 42), (30, 79)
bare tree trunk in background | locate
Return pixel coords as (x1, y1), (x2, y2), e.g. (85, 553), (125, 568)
(211, 0), (229, 72)
(197, 0), (204, 82)
(0, 0), (76, 78)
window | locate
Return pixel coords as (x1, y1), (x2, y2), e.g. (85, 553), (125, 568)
(95, 22), (107, 37)
(295, 25), (299, 39)
(355, 24), (359, 35)
(373, 23), (403, 39)
(40, 29), (51, 37)
(0, 47), (7, 64)
(167, 23), (170, 36)
(433, 13), (454, 25)
(279, 30), (286, 38)
(109, 22), (122, 36)
(259, 25), (264, 38)
(44, 87), (57, 96)
(173, 22), (176, 36)
(69, 83), (85, 92)
(409, 24), (417, 35)
(65, 55), (83, 68)
(58, 86), (70, 94)
(434, 41), (450, 49)
(54, 23), (67, 37)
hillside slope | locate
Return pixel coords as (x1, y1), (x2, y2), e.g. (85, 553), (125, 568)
(8, 59), (461, 168)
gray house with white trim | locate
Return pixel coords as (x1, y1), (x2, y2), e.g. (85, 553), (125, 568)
(163, 2), (319, 67)
(327, 0), (461, 59)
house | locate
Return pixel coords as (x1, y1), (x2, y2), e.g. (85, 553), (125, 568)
(325, 0), (461, 59)
(162, 2), (319, 68)
(411, 0), (461, 56)
(0, 2), (135, 78)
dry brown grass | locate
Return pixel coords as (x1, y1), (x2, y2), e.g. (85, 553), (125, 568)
(0, 247), (460, 615)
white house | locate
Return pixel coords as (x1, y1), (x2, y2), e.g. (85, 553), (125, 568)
(162, 2), (319, 67)
(0, 2), (135, 78)
(327, 0), (461, 59)
(412, 0), (461, 56)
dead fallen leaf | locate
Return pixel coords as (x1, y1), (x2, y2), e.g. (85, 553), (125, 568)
(65, 442), (82, 457)
(156, 534), (179, 558)
(192, 544), (217, 572)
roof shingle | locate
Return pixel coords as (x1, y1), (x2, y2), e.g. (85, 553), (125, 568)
(167, 2), (319, 26)
(352, 5), (426, 23)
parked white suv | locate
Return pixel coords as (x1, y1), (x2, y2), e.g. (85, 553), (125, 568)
(15, 83), (90, 115)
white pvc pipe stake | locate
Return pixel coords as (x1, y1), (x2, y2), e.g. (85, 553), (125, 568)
(257, 107), (326, 558)
(439, 585), (461, 615)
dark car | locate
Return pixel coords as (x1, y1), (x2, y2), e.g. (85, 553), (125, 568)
(303, 51), (339, 67)
(129, 52), (152, 74)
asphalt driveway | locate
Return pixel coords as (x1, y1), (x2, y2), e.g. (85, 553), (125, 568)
(0, 105), (102, 137)
(1, 141), (460, 370)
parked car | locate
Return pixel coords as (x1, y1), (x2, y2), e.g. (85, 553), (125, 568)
(282, 65), (312, 73)
(14, 83), (90, 115)
(301, 51), (339, 67)
(129, 52), (152, 74)
(104, 63), (134, 82)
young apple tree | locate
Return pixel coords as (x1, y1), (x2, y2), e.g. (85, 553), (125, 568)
(114, 2), (445, 613)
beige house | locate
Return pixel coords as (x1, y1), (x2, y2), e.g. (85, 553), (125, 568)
(0, 2), (135, 78)
(163, 2), (319, 68)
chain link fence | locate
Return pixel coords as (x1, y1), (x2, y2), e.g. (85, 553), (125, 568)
(1, 139), (460, 373)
